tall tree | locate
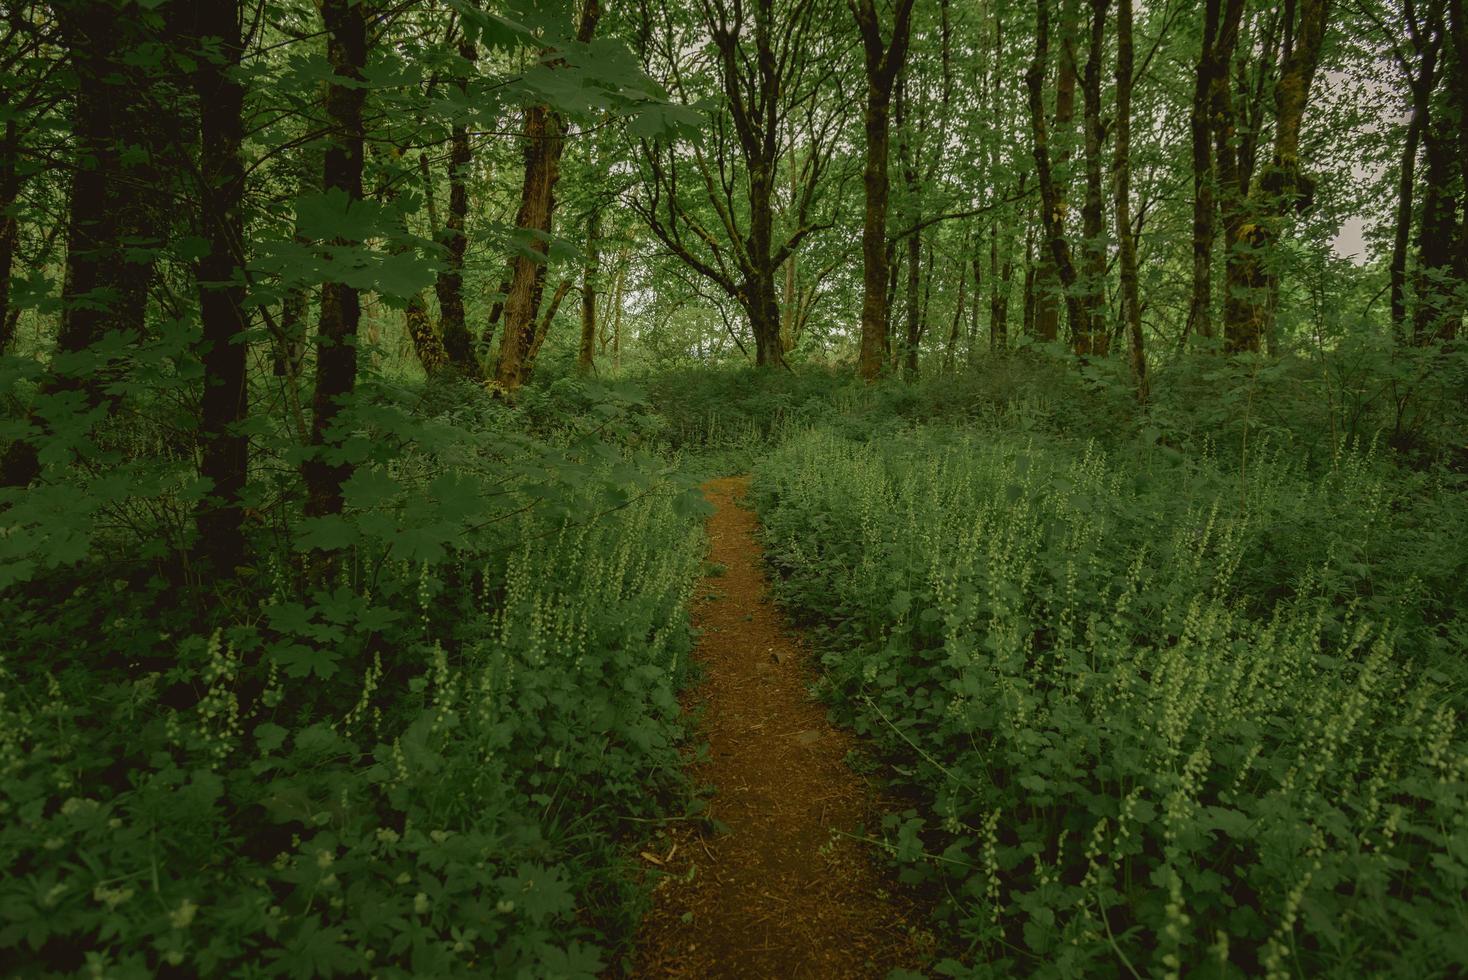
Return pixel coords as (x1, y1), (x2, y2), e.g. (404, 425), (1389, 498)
(1027, 0), (1086, 345)
(578, 209), (600, 372)
(495, 0), (600, 391)
(1222, 0), (1331, 353)
(1413, 0), (1464, 342)
(1113, 0), (1147, 400)
(0, 3), (48, 355)
(0, 111), (15, 357)
(850, 0), (916, 381)
(1187, 0), (1225, 344)
(637, 0), (844, 369)
(1076, 0), (1111, 356)
(1, 0), (171, 488)
(1364, 0), (1446, 335)
(896, 77), (922, 376)
(302, 0), (368, 521)
(435, 37), (483, 379)
(1032, 0), (1080, 343)
(190, 0), (249, 575)
(1453, 0), (1468, 329)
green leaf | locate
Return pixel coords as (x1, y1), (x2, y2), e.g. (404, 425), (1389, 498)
(254, 723), (289, 754)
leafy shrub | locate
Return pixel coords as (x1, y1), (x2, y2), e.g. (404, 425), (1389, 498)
(0, 383), (706, 978)
(755, 426), (1468, 978)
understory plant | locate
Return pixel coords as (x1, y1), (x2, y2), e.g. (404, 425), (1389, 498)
(756, 426), (1468, 978)
(0, 382), (706, 979)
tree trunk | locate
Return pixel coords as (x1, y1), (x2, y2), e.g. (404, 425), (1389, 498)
(190, 0), (250, 575)
(1385, 8), (1444, 333)
(1077, 0), (1111, 357)
(611, 260), (625, 370)
(0, 117), (16, 356)
(895, 78), (922, 378)
(371, 145), (447, 376)
(1188, 0), (1224, 344)
(496, 105), (562, 389)
(528, 277), (574, 367)
(1224, 0), (1329, 353)
(381, 171), (447, 377)
(577, 210), (599, 372)
(1027, 0), (1086, 347)
(2, 2), (169, 488)
(273, 287), (308, 378)
(1113, 0), (1148, 401)
(968, 255), (982, 360)
(944, 256), (966, 370)
(782, 125), (799, 354)
(1033, 0), (1080, 344)
(743, 150), (787, 368)
(302, 0), (367, 521)
(1022, 219), (1037, 338)
(435, 40), (481, 379)
(851, 0), (914, 380)
(1453, 0), (1468, 325)
(1212, 1), (1249, 351)
(496, 0), (599, 392)
(903, 233), (921, 377)
(482, 275), (510, 356)
(1414, 99), (1462, 342)
(989, 219), (1015, 351)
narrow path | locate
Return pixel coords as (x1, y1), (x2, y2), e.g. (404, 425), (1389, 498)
(633, 476), (922, 979)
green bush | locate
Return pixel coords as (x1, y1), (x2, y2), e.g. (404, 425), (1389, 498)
(755, 426), (1468, 978)
(0, 384), (706, 978)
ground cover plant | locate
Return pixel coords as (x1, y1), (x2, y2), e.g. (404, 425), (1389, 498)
(755, 425), (1468, 977)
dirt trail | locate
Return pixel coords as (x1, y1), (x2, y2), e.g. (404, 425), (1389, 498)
(633, 476), (922, 979)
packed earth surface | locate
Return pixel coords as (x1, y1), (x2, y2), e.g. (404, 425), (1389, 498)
(633, 477), (925, 979)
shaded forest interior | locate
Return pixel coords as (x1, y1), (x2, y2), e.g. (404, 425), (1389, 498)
(1, 0), (1466, 977)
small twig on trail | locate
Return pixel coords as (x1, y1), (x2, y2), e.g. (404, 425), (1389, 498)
(827, 828), (983, 872)
(861, 694), (983, 794)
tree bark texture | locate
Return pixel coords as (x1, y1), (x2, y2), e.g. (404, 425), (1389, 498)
(1188, 0), (1225, 343)
(2, 1), (170, 487)
(578, 210), (600, 372)
(1027, 0), (1086, 348)
(0, 117), (16, 356)
(302, 0), (367, 521)
(1389, 4), (1444, 334)
(190, 0), (250, 575)
(851, 0), (914, 380)
(1077, 0), (1110, 357)
(1413, 0), (1463, 342)
(496, 0), (599, 391)
(435, 40), (482, 379)
(1223, 0), (1329, 353)
(1113, 0), (1148, 401)
(1032, 0), (1079, 344)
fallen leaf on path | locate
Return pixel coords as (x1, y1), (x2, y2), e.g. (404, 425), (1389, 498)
(641, 851), (665, 865)
(770, 650), (789, 664)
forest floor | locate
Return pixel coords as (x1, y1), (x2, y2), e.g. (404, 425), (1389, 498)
(631, 476), (926, 978)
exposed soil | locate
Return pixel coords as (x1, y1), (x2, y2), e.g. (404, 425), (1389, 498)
(631, 476), (925, 979)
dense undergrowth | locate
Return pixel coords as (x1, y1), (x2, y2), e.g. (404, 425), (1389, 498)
(4, 346), (1466, 978)
(754, 424), (1468, 978)
(0, 377), (705, 978)
(637, 338), (1468, 474)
